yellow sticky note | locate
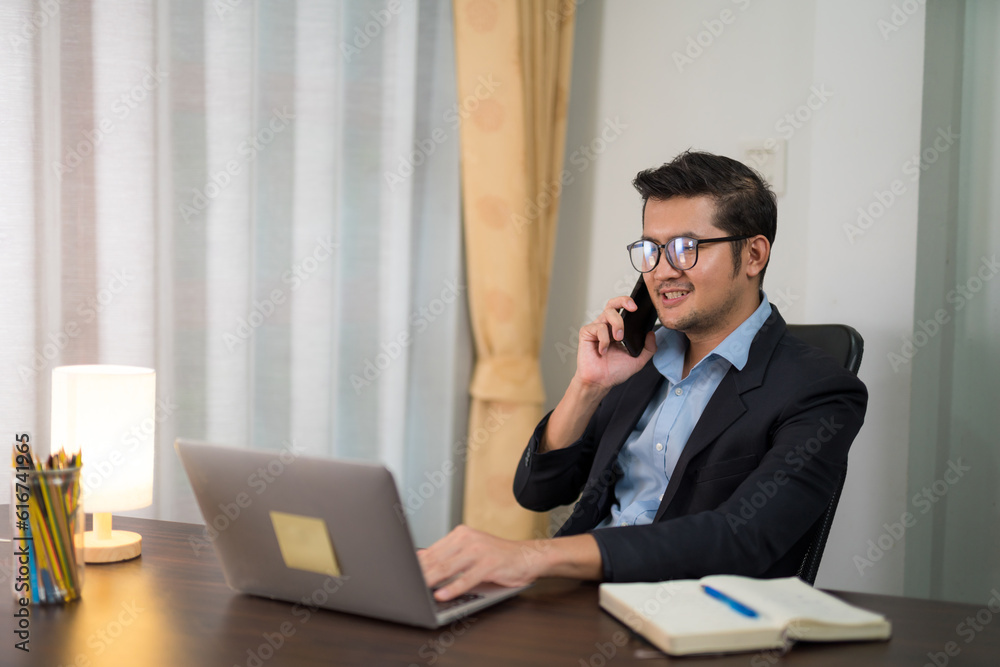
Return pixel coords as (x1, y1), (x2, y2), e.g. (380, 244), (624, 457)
(269, 511), (342, 577)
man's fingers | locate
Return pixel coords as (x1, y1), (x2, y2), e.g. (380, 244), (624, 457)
(605, 295), (636, 312)
(422, 553), (466, 590)
(434, 569), (482, 601)
(579, 321), (610, 353)
(601, 306), (626, 342)
(594, 322), (611, 354)
(418, 550), (448, 589)
(642, 330), (657, 354)
(587, 295), (637, 344)
(418, 525), (538, 601)
(635, 331), (657, 364)
(424, 547), (482, 599)
(419, 528), (471, 587)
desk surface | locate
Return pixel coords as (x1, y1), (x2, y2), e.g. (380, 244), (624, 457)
(2, 517), (998, 666)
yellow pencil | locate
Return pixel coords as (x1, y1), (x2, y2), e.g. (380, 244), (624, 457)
(42, 472), (78, 594)
(27, 499), (56, 601)
(30, 476), (70, 598)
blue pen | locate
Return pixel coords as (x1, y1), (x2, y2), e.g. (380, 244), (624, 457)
(701, 585), (759, 618)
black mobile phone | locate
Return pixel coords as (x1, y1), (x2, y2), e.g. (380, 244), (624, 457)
(619, 277), (658, 357)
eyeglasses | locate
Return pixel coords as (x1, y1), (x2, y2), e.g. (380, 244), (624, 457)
(626, 235), (751, 273)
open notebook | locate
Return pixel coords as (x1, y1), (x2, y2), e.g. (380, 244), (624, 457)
(599, 575), (891, 656)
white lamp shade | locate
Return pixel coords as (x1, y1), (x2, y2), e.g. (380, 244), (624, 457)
(51, 365), (156, 513)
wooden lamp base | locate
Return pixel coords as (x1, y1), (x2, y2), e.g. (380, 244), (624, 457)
(84, 512), (143, 563)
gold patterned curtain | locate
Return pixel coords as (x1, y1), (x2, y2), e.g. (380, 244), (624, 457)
(452, 0), (575, 539)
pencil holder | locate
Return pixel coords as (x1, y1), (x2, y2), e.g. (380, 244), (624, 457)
(11, 467), (84, 604)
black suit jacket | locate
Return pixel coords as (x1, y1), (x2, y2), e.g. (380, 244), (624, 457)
(513, 308), (867, 582)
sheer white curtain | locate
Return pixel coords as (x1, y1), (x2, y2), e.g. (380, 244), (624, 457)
(0, 0), (469, 547)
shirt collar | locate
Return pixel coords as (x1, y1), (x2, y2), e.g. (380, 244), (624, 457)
(651, 292), (773, 382)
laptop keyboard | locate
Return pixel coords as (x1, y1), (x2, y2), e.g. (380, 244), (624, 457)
(434, 592), (485, 613)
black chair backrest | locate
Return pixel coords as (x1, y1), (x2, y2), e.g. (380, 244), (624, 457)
(786, 324), (864, 584)
(786, 324), (864, 375)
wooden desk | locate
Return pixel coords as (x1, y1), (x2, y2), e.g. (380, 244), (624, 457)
(2, 517), (999, 666)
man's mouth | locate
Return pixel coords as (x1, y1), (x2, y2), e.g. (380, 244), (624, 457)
(659, 288), (691, 304)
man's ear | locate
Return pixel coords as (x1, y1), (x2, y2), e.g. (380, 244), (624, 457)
(744, 236), (770, 279)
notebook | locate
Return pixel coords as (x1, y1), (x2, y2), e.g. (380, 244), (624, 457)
(175, 439), (528, 628)
(599, 575), (891, 656)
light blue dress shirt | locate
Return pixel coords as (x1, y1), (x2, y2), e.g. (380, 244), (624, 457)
(596, 294), (772, 528)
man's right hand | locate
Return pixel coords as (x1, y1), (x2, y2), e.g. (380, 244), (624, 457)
(575, 295), (657, 390)
(539, 296), (656, 453)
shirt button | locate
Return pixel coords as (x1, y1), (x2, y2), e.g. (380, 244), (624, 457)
(620, 521), (627, 527)
(659, 494), (664, 501)
(655, 442), (664, 452)
(674, 387), (683, 396)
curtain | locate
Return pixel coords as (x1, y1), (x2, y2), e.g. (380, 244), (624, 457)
(452, 0), (575, 539)
(906, 0), (1000, 603)
(0, 0), (469, 548)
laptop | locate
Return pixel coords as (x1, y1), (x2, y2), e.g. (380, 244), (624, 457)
(174, 439), (528, 628)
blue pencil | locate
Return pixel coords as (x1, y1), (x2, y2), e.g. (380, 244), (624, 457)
(27, 539), (39, 604)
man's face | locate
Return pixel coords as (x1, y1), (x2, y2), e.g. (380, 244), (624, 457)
(641, 196), (749, 338)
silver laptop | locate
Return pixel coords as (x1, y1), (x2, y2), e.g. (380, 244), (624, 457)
(174, 439), (528, 628)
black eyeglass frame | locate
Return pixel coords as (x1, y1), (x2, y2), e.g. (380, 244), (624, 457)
(626, 235), (752, 273)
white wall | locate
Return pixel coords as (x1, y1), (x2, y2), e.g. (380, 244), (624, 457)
(542, 0), (927, 595)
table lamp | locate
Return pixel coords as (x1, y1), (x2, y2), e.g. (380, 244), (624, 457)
(50, 365), (156, 563)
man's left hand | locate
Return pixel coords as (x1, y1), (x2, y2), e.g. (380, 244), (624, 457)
(418, 525), (548, 601)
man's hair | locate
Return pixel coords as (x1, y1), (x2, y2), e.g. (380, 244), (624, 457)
(632, 150), (777, 283)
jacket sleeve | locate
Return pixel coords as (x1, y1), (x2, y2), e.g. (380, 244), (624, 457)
(588, 372), (867, 582)
(512, 387), (622, 512)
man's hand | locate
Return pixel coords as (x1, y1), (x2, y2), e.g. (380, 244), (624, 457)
(539, 296), (657, 453)
(418, 525), (546, 601)
(418, 526), (603, 601)
(575, 295), (656, 390)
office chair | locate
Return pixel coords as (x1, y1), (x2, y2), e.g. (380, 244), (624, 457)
(785, 324), (864, 585)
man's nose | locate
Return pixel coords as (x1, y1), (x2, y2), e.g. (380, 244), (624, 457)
(652, 250), (683, 280)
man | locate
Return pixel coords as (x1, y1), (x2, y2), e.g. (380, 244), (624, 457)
(419, 151), (867, 601)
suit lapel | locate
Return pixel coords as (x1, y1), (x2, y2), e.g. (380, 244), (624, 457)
(557, 361), (664, 536)
(588, 360), (663, 486)
(655, 371), (745, 513)
(654, 308), (788, 519)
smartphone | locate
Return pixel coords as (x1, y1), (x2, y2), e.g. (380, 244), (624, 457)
(619, 277), (658, 357)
